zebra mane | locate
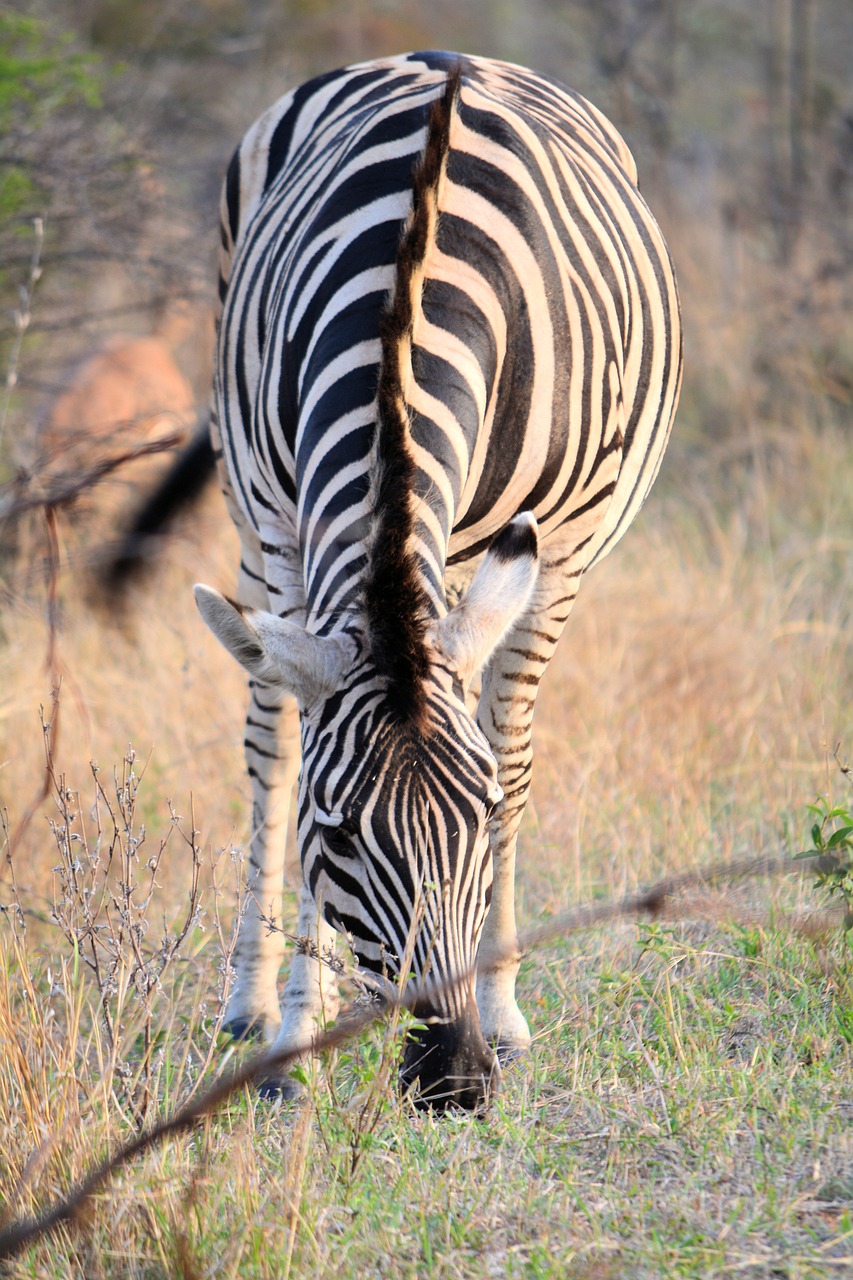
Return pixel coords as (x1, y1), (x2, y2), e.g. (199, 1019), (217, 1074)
(364, 65), (461, 729)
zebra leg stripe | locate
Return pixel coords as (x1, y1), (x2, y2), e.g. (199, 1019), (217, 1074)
(224, 684), (300, 1038)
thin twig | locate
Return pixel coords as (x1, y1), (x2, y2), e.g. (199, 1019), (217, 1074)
(0, 433), (186, 521)
(8, 690), (62, 865)
(0, 293), (203, 339)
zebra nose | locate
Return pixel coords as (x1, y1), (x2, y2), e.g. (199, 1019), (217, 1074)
(400, 999), (501, 1112)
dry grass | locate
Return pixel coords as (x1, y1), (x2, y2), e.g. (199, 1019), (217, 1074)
(1, 410), (852, 1277)
(1, 491), (249, 899)
(525, 419), (852, 914)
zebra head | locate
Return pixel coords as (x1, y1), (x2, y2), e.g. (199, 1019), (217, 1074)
(195, 513), (539, 1110)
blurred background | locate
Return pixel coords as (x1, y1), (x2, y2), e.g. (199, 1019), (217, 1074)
(0, 0), (851, 912)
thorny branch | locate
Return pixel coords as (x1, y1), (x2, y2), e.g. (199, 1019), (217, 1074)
(0, 847), (799, 1263)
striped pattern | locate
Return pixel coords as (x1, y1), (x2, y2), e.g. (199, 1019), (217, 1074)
(300, 660), (499, 1021)
(200, 51), (681, 1104)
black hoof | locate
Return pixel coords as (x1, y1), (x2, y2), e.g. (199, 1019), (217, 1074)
(258, 1075), (303, 1103)
(223, 1017), (265, 1042)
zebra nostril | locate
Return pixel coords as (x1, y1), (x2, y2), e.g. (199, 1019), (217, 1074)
(399, 1003), (500, 1112)
(401, 1052), (498, 1113)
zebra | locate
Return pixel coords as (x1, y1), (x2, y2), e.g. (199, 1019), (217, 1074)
(138, 50), (681, 1110)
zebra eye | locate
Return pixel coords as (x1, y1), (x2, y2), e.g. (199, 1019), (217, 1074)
(323, 824), (357, 858)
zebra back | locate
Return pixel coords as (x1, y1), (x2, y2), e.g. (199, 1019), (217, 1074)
(213, 53), (681, 662)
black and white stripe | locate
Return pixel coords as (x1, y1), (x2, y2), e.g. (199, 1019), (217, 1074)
(192, 51), (681, 1108)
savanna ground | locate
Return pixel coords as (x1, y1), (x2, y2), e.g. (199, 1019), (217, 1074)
(1, 2), (852, 1276)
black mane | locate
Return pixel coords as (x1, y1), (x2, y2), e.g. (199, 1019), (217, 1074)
(364, 66), (462, 730)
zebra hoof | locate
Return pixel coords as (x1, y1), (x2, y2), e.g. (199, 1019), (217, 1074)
(257, 1075), (303, 1103)
(223, 1016), (266, 1042)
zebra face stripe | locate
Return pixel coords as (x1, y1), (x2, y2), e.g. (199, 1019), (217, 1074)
(298, 668), (499, 1010)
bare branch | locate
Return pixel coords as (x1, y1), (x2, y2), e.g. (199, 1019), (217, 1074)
(0, 433), (186, 522)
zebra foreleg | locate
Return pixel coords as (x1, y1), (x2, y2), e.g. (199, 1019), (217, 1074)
(224, 687), (300, 1041)
(474, 675), (534, 1058)
(474, 574), (578, 1058)
(260, 884), (341, 1098)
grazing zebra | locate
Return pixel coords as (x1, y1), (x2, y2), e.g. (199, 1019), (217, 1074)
(172, 50), (682, 1109)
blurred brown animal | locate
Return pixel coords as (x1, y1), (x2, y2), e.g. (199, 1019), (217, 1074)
(38, 335), (197, 525)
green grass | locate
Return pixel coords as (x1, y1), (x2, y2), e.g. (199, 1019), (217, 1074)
(2, 832), (853, 1277)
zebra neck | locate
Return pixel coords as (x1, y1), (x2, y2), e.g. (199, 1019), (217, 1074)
(293, 411), (453, 635)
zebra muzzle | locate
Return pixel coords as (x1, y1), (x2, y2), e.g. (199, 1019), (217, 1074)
(400, 996), (500, 1113)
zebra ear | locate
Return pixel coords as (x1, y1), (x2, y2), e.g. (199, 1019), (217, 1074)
(432, 513), (540, 686)
(193, 584), (346, 701)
